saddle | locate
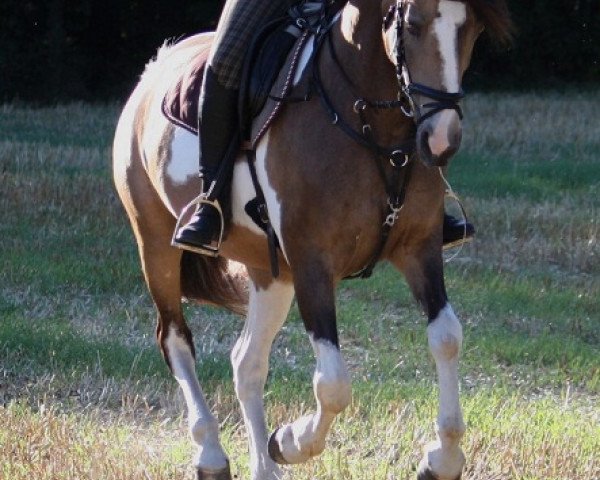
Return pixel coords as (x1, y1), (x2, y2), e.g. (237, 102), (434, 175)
(162, 4), (322, 141)
(162, 2), (339, 276)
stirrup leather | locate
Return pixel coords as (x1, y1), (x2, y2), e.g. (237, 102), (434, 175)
(171, 193), (225, 257)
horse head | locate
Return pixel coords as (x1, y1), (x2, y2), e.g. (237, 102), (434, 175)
(382, 0), (511, 166)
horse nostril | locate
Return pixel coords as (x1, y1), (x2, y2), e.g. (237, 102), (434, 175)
(451, 129), (462, 150)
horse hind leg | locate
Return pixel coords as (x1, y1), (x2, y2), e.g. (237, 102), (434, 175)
(268, 255), (352, 465)
(145, 244), (232, 478)
(392, 248), (465, 480)
(230, 269), (294, 480)
(118, 172), (231, 479)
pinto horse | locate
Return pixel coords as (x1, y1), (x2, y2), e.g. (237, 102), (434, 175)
(113, 0), (510, 478)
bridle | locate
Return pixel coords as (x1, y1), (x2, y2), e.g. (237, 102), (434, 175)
(312, 0), (466, 161)
(242, 0), (470, 280)
(386, 0), (465, 125)
(297, 0), (468, 279)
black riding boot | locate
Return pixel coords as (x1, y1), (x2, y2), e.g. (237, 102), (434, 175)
(172, 68), (240, 256)
(442, 213), (475, 249)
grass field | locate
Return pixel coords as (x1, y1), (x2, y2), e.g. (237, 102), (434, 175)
(0, 93), (598, 480)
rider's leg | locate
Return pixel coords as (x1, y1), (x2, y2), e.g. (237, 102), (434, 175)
(172, 67), (239, 256)
(173, 0), (293, 256)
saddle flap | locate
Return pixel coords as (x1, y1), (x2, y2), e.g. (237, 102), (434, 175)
(239, 21), (302, 137)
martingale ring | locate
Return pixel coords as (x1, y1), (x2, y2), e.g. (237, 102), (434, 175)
(390, 149), (409, 168)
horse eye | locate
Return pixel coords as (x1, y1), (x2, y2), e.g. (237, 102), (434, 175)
(407, 23), (421, 37)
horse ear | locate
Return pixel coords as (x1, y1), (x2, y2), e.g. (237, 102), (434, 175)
(470, 0), (514, 45)
(383, 4), (397, 31)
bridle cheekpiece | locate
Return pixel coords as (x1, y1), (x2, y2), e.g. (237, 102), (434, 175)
(386, 0), (465, 125)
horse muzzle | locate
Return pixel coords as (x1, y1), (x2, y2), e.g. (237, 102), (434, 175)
(416, 110), (462, 167)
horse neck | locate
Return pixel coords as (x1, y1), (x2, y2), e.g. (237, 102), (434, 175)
(335, 1), (389, 86)
(326, 0), (414, 142)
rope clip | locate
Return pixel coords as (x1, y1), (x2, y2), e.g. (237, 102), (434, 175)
(383, 197), (403, 227)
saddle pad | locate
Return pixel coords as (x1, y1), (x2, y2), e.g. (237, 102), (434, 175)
(161, 46), (210, 135)
(248, 30), (310, 148)
(161, 32), (310, 142)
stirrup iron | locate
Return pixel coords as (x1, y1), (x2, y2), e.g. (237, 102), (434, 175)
(171, 193), (225, 257)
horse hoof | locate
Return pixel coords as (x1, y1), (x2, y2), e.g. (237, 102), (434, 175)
(196, 462), (232, 480)
(268, 428), (290, 465)
(416, 466), (460, 480)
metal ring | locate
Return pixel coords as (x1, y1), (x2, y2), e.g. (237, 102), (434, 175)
(390, 150), (409, 168)
(353, 99), (367, 113)
(400, 104), (414, 118)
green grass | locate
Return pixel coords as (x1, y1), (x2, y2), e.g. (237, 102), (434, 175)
(0, 93), (599, 479)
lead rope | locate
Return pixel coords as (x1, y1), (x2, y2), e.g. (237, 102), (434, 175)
(438, 167), (469, 262)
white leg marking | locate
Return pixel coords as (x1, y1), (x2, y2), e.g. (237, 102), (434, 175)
(422, 304), (465, 480)
(165, 326), (229, 470)
(311, 338), (352, 414)
(274, 337), (351, 464)
(231, 280), (294, 480)
(167, 127), (200, 185)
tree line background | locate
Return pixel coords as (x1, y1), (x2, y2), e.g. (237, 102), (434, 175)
(1, 0), (598, 103)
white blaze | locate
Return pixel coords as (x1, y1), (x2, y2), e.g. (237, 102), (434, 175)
(433, 1), (466, 92)
(428, 1), (466, 156)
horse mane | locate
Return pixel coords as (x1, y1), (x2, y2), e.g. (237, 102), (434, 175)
(466, 0), (513, 44)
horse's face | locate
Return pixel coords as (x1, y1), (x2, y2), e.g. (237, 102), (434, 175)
(383, 0), (483, 166)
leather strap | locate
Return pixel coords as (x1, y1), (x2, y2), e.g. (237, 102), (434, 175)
(245, 149), (280, 278)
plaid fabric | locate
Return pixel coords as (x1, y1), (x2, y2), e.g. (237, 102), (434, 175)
(209, 0), (295, 88)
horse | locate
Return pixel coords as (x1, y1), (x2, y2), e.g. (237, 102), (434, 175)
(112, 0), (511, 478)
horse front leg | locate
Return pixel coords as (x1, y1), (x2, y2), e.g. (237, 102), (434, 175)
(396, 249), (465, 480)
(230, 270), (295, 480)
(268, 256), (352, 465)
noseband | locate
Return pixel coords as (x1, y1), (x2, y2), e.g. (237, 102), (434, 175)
(386, 0), (465, 125)
(312, 0), (466, 158)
